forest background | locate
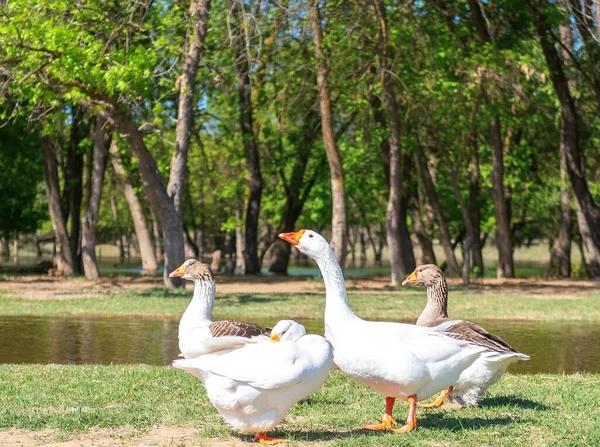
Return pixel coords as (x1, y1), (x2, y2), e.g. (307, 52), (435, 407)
(1, 0), (599, 288)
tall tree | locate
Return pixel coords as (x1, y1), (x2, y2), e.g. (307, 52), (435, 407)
(65, 107), (87, 274)
(530, 1), (600, 271)
(230, 2), (262, 274)
(81, 116), (110, 280)
(415, 145), (460, 276)
(41, 136), (74, 275)
(373, 0), (416, 285)
(0, 0), (185, 286)
(467, 0), (515, 278)
(549, 4), (573, 277)
(167, 0), (211, 215)
(109, 140), (159, 274)
(309, 0), (348, 267)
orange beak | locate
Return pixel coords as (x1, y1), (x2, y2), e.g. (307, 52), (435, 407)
(401, 271), (417, 286)
(278, 229), (305, 246)
(169, 264), (186, 278)
(270, 333), (280, 342)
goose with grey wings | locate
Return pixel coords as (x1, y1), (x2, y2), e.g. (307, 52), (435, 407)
(402, 264), (530, 407)
(278, 229), (487, 433)
(169, 260), (270, 358)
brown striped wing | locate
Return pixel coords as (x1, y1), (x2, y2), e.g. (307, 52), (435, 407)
(209, 320), (270, 338)
(444, 320), (517, 353)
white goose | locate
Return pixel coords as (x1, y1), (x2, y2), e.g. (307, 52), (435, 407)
(402, 264), (530, 407)
(173, 319), (333, 444)
(278, 229), (485, 433)
(169, 260), (269, 358)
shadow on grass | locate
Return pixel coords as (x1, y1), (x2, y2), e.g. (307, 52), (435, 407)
(234, 294), (289, 304)
(232, 412), (517, 443)
(418, 413), (515, 431)
(134, 287), (189, 298)
(235, 429), (353, 443)
(479, 394), (550, 410)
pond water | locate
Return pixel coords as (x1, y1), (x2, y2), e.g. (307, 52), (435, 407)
(1, 315), (598, 374)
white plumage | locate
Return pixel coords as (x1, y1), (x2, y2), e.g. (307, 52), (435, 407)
(278, 229), (486, 433)
(173, 320), (333, 443)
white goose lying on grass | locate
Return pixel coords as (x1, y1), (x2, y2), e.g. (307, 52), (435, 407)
(278, 229), (486, 433)
(174, 319), (333, 444)
(402, 264), (530, 407)
(169, 260), (269, 358)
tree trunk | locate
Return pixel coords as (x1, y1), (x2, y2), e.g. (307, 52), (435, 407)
(450, 168), (474, 284)
(41, 137), (74, 275)
(310, 0), (347, 268)
(359, 230), (367, 268)
(81, 116), (110, 281)
(415, 145), (460, 276)
(467, 104), (484, 276)
(96, 105), (183, 287)
(549, 122), (573, 277)
(110, 194), (125, 263)
(149, 207), (163, 261)
(65, 108), (86, 274)
(235, 208), (245, 271)
(489, 116), (515, 277)
(576, 207), (600, 277)
(167, 0), (211, 215)
(372, 0), (414, 284)
(268, 115), (322, 274)
(0, 237), (9, 259)
(531, 2), (600, 259)
(231, 6), (262, 274)
(411, 208), (437, 265)
(109, 140), (158, 275)
(12, 238), (18, 263)
(466, 0), (514, 278)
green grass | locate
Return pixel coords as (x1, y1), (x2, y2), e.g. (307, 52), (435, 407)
(0, 365), (598, 446)
(1, 287), (600, 322)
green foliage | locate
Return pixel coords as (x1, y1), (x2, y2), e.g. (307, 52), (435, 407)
(0, 121), (46, 238)
(1, 0), (599, 270)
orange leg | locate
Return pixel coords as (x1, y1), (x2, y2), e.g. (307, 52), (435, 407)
(253, 432), (286, 444)
(391, 395), (418, 433)
(419, 386), (453, 408)
(362, 396), (397, 430)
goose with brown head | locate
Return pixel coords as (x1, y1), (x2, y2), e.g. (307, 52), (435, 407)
(169, 259), (269, 358)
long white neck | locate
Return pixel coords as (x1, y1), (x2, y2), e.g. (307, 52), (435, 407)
(315, 248), (361, 328)
(179, 279), (215, 331)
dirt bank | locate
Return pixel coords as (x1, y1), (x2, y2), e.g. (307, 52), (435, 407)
(0, 273), (597, 300)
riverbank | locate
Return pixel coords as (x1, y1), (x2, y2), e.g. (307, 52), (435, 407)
(0, 274), (599, 322)
(0, 365), (598, 446)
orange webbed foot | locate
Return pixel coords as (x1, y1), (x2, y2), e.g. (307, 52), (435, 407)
(253, 432), (286, 444)
(419, 386), (453, 409)
(362, 413), (397, 431)
(391, 421), (417, 433)
(390, 394), (418, 434)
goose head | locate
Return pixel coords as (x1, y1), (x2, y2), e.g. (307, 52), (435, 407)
(169, 259), (214, 282)
(402, 264), (444, 288)
(278, 229), (331, 260)
(270, 319), (307, 342)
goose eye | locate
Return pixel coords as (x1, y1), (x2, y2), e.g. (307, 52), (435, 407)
(309, 234), (314, 238)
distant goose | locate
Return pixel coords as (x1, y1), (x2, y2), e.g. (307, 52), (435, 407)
(403, 264), (530, 407)
(170, 260), (269, 358)
(279, 229), (485, 433)
(173, 319), (333, 444)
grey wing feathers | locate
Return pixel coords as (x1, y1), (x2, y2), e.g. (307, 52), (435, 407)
(444, 320), (521, 354)
(209, 320), (270, 338)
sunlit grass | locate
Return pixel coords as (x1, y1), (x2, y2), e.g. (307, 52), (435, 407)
(0, 365), (598, 446)
(1, 287), (599, 322)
